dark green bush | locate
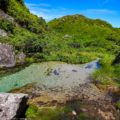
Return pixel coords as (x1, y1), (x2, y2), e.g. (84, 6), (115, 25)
(0, 18), (15, 34)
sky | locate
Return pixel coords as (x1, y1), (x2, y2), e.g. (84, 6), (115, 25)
(24, 0), (120, 27)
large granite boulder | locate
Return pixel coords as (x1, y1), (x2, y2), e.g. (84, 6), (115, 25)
(0, 93), (28, 120)
(0, 29), (8, 37)
(0, 43), (16, 67)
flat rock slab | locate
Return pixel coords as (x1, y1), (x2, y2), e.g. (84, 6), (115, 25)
(0, 93), (28, 120)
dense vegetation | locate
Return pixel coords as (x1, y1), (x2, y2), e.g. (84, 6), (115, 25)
(47, 15), (120, 88)
(1, 0), (120, 119)
(48, 15), (120, 53)
(1, 0), (120, 81)
(26, 103), (98, 120)
(0, 0), (46, 33)
(0, 18), (15, 34)
(1, 1), (120, 82)
(1, 1), (120, 64)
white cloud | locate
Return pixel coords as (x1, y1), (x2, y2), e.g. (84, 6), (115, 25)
(25, 3), (51, 7)
(30, 10), (64, 21)
(25, 2), (116, 22)
(84, 9), (116, 14)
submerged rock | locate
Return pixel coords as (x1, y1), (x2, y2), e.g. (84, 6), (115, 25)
(0, 93), (28, 120)
(0, 43), (16, 67)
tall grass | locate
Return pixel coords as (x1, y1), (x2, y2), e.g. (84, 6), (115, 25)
(93, 55), (115, 85)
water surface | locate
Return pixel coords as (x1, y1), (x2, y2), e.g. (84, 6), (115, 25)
(0, 60), (100, 92)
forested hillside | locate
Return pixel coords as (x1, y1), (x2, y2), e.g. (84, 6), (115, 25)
(1, 0), (120, 120)
(0, 0), (46, 33)
(0, 0), (120, 82)
(1, 0), (120, 64)
(48, 14), (120, 54)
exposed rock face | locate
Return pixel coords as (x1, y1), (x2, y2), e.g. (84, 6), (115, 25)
(0, 43), (16, 67)
(0, 29), (8, 37)
(0, 10), (20, 27)
(0, 10), (14, 24)
(0, 93), (28, 120)
(19, 52), (26, 64)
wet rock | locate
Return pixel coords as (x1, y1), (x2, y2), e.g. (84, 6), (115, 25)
(0, 93), (28, 120)
(53, 70), (59, 75)
(0, 43), (16, 67)
(0, 29), (8, 37)
(72, 69), (77, 72)
(18, 52), (26, 64)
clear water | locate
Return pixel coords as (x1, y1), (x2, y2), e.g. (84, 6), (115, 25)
(0, 60), (100, 92)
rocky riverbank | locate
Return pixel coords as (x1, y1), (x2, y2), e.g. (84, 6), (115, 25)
(0, 59), (119, 120)
(9, 60), (120, 120)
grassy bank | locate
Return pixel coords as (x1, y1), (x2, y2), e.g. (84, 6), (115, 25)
(26, 103), (96, 120)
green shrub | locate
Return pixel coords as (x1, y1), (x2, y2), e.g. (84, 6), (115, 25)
(93, 63), (115, 84)
(0, 0), (46, 33)
(0, 36), (11, 43)
(0, 18), (15, 34)
(114, 64), (120, 83)
(116, 100), (120, 110)
(78, 113), (89, 120)
(26, 104), (39, 119)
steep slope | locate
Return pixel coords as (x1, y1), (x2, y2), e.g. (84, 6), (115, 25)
(0, 0), (46, 33)
(0, 1), (120, 65)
